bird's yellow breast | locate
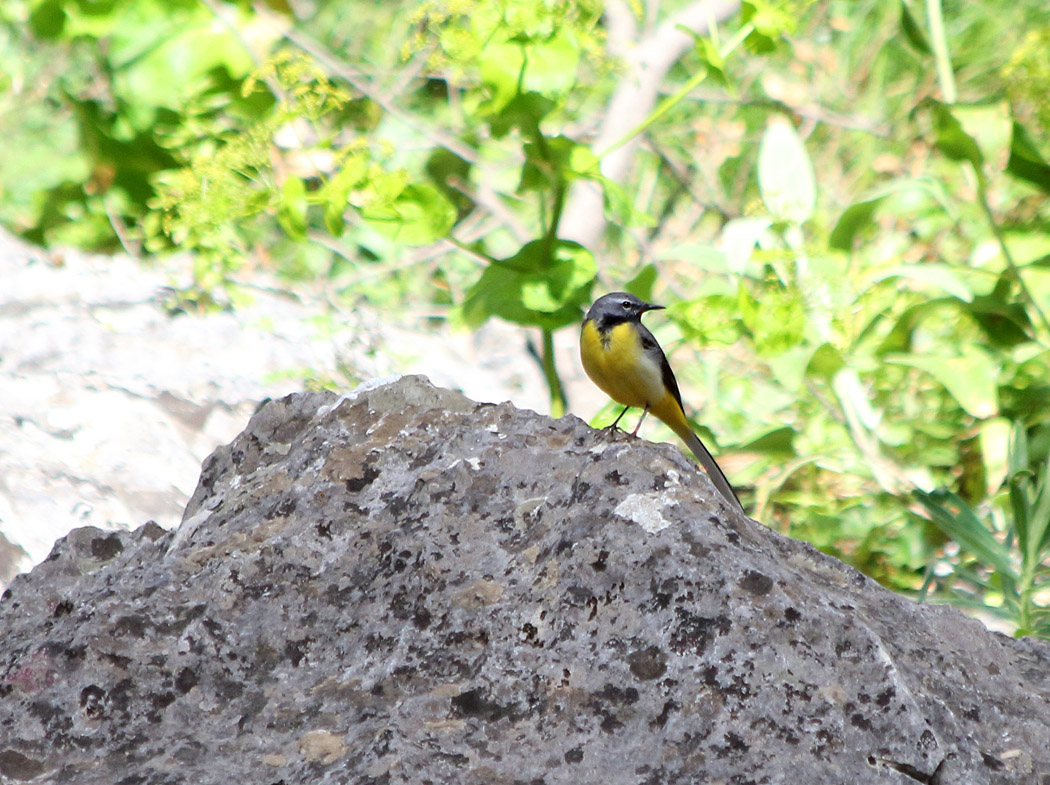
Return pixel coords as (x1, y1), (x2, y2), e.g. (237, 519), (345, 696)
(580, 320), (666, 409)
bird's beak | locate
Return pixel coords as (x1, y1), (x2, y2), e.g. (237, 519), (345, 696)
(641, 302), (665, 313)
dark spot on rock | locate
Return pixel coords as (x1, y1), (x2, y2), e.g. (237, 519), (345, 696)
(604, 470), (626, 486)
(918, 729), (937, 749)
(981, 752), (1004, 770)
(53, 600), (73, 618)
(284, 639), (309, 667)
(450, 688), (514, 721)
(150, 691), (176, 712)
(103, 652), (132, 669)
(724, 732), (748, 752)
(0, 749), (45, 780)
(628, 646), (667, 681)
(596, 684), (639, 705)
(652, 699), (679, 728)
(875, 687), (895, 708)
(345, 464), (380, 493)
(669, 610), (730, 656)
(412, 608), (432, 630)
(590, 550), (608, 572)
(215, 675), (244, 700)
(174, 668), (198, 694)
(316, 521), (333, 539)
(564, 746), (584, 764)
(521, 623), (539, 645)
(90, 534), (124, 561)
(266, 497), (298, 519)
(963, 705), (980, 722)
(739, 570), (773, 596)
(79, 684), (106, 718)
(113, 615), (151, 638)
(600, 714), (623, 733)
(850, 712), (871, 730)
(834, 639), (853, 657)
(784, 607), (801, 622)
(570, 478), (592, 503)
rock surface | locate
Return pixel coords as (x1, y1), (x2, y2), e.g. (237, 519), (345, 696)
(0, 229), (567, 586)
(1, 376), (1048, 784)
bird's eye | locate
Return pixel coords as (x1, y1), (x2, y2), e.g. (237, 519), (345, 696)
(622, 300), (632, 310)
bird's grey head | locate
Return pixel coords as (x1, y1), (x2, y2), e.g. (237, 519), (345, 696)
(585, 292), (664, 324)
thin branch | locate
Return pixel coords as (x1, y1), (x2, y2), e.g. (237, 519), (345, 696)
(560, 0), (742, 251)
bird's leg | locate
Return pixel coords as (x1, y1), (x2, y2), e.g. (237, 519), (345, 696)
(607, 406), (631, 432)
(631, 405), (651, 436)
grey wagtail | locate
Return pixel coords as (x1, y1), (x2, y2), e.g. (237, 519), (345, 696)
(580, 292), (744, 512)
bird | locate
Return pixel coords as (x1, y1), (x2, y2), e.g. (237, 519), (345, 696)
(579, 292), (744, 512)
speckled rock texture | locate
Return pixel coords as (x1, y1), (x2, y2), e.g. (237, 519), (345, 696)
(1, 376), (1048, 784)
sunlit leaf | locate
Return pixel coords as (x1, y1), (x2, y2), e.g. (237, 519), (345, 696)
(758, 118), (816, 223)
(361, 183), (456, 245)
(276, 175), (307, 241)
(887, 345), (999, 418)
(872, 264), (974, 302)
(459, 240), (596, 330)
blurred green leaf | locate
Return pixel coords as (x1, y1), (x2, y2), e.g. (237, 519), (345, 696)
(277, 176), (307, 241)
(361, 183), (457, 245)
(1006, 120), (1050, 194)
(915, 489), (1016, 579)
(830, 196), (885, 251)
(522, 30), (579, 95)
(872, 264), (974, 302)
(887, 345), (999, 419)
(758, 119), (816, 223)
(459, 240), (596, 330)
(930, 101), (983, 170)
(899, 1), (930, 54)
(625, 264), (658, 301)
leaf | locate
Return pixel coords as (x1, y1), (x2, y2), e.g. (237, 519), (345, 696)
(487, 92), (555, 138)
(520, 135), (594, 191)
(887, 345), (999, 418)
(899, 1), (931, 53)
(625, 264), (658, 302)
(522, 31), (579, 96)
(721, 217), (773, 274)
(952, 102), (1012, 170)
(914, 489), (1017, 579)
(478, 40), (525, 115)
(459, 240), (596, 330)
(930, 101), (983, 170)
(320, 155), (369, 238)
(276, 176), (307, 241)
(1007, 121), (1050, 194)
(361, 183), (456, 245)
(757, 118), (816, 223)
(806, 342), (845, 380)
(871, 264), (974, 302)
(738, 425), (796, 454)
(830, 196), (885, 251)
(978, 417), (1012, 494)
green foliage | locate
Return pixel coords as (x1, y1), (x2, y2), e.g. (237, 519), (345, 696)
(916, 425), (1050, 637)
(6, 0), (1050, 634)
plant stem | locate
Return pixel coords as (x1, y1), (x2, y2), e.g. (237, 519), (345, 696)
(926, 0), (956, 104)
(542, 328), (567, 417)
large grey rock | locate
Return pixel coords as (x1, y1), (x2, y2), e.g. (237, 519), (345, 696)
(0, 376), (1047, 784)
(0, 229), (566, 587)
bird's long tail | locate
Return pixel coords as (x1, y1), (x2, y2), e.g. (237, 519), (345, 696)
(667, 425), (744, 513)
